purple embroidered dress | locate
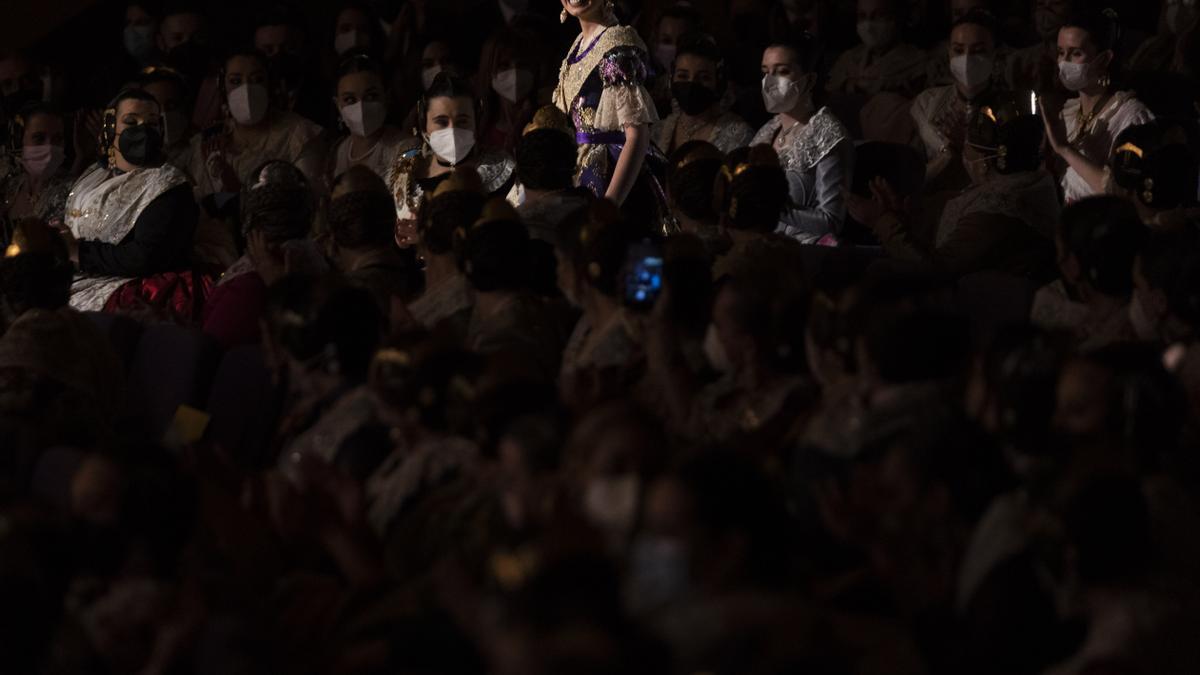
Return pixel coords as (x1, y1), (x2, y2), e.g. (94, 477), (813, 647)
(553, 25), (669, 228)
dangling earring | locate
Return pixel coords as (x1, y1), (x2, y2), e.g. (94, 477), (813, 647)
(107, 145), (117, 170)
(560, 8), (568, 23)
(1098, 73), (1111, 89)
(605, 0), (616, 18)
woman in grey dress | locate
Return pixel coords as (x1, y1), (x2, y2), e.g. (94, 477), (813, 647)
(753, 42), (853, 245)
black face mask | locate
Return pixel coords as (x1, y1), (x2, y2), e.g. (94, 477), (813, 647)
(117, 124), (165, 167)
(671, 81), (719, 116)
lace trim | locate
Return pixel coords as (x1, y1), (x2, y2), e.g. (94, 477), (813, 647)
(553, 25), (646, 114)
(752, 107), (849, 173)
(594, 84), (659, 131)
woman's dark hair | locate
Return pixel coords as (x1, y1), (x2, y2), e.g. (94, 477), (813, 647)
(240, 160), (314, 242)
(328, 169), (396, 250)
(557, 201), (649, 297)
(419, 72), (478, 128)
(952, 9), (1000, 44)
(419, 190), (486, 255)
(674, 32), (725, 88)
(462, 217), (532, 293)
(221, 48), (271, 94)
(335, 51), (385, 84)
(1062, 8), (1123, 65)
(1058, 196), (1146, 297)
(136, 65), (190, 96)
(668, 156), (723, 222)
(721, 263), (812, 374)
(720, 145), (791, 233)
(515, 129), (576, 192)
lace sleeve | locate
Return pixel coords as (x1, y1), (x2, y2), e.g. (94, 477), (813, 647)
(594, 46), (659, 131)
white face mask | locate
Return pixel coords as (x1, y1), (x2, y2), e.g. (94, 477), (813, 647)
(421, 66), (442, 91)
(1058, 60), (1092, 92)
(703, 323), (733, 373)
(21, 144), (65, 179)
(655, 43), (677, 68)
(761, 73), (802, 114)
(162, 109), (190, 145)
(950, 54), (993, 96)
(857, 19), (897, 50)
(583, 474), (640, 535)
(341, 100), (387, 137)
(227, 83), (270, 126)
(334, 29), (369, 56)
(492, 68), (534, 103)
(427, 127), (475, 165)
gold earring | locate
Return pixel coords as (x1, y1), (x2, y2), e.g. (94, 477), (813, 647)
(560, 8), (568, 23)
(1098, 73), (1111, 88)
(107, 146), (117, 169)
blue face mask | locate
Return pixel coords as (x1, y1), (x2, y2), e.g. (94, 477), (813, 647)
(124, 24), (157, 61)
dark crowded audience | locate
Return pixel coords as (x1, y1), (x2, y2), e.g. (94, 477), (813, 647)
(2, 1), (1200, 673)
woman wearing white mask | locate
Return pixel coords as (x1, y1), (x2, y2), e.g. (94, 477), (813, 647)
(751, 43), (852, 244)
(1041, 10), (1153, 205)
(477, 26), (542, 154)
(388, 73), (515, 248)
(331, 4), (381, 58)
(186, 50), (322, 206)
(0, 104), (74, 245)
(827, 0), (927, 97)
(305, 54), (408, 192)
(912, 12), (1006, 192)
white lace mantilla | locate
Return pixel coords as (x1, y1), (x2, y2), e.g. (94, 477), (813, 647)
(65, 163), (190, 312)
(66, 164), (189, 243)
(752, 107), (849, 173)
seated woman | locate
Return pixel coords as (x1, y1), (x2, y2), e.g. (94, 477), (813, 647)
(186, 48), (323, 211)
(406, 168), (485, 335)
(911, 11), (1007, 194)
(137, 66), (196, 170)
(1042, 10), (1154, 205)
(462, 199), (566, 383)
(327, 166), (422, 317)
(853, 92), (1061, 280)
(753, 41), (853, 244)
(476, 25), (543, 154)
(202, 161), (324, 348)
(297, 53), (409, 195)
(556, 200), (648, 407)
(653, 33), (755, 156)
(60, 88), (197, 313)
(389, 73), (515, 248)
(1, 103), (74, 246)
(646, 255), (814, 449)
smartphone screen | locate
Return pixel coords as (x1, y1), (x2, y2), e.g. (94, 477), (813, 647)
(624, 241), (664, 311)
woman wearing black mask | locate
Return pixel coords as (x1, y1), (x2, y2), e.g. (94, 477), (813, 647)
(652, 33), (753, 155)
(58, 89), (197, 312)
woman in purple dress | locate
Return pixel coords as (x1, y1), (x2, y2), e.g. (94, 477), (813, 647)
(554, 0), (669, 231)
